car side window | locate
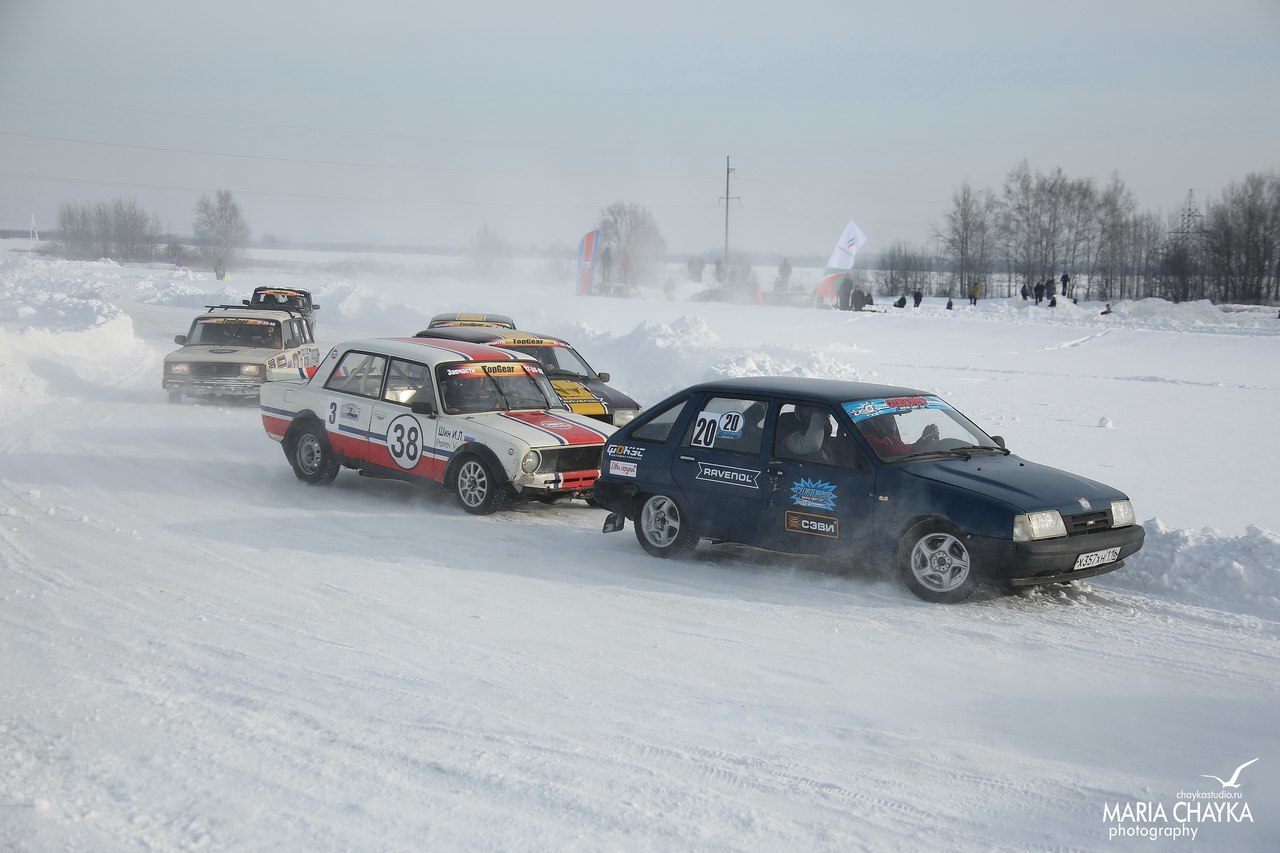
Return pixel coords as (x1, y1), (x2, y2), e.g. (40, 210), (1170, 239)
(774, 402), (865, 469)
(630, 399), (690, 443)
(683, 397), (766, 456)
(325, 352), (387, 399)
(383, 358), (432, 405)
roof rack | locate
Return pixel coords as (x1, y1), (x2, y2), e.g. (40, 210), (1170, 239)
(201, 304), (308, 319)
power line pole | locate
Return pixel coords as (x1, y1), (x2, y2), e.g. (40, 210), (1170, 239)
(719, 155), (738, 264)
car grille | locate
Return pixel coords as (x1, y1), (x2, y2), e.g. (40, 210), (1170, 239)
(1063, 510), (1112, 536)
(538, 445), (603, 473)
(189, 363), (248, 378)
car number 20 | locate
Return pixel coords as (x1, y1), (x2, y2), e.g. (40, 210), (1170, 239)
(386, 414), (424, 470)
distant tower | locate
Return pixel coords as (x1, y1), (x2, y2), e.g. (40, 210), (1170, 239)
(1170, 189), (1202, 245)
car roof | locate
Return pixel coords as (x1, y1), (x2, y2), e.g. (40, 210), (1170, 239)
(334, 336), (542, 366)
(414, 327), (570, 348)
(428, 312), (516, 329)
(252, 286), (312, 298)
(683, 376), (933, 403)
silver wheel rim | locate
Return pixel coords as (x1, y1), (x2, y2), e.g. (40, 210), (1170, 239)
(297, 433), (323, 475)
(909, 531), (971, 593)
(457, 460), (489, 507)
(640, 496), (682, 548)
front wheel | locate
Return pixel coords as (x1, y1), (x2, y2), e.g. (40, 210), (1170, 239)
(288, 422), (340, 485)
(452, 456), (508, 515)
(634, 493), (697, 558)
(898, 521), (978, 603)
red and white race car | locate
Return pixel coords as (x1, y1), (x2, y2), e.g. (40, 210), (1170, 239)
(259, 337), (615, 514)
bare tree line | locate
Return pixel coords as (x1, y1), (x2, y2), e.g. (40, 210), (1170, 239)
(921, 163), (1280, 304)
(54, 191), (249, 265)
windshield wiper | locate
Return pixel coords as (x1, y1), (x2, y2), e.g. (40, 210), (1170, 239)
(481, 372), (512, 411)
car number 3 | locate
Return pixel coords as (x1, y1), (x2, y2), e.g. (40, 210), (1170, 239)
(386, 414), (423, 470)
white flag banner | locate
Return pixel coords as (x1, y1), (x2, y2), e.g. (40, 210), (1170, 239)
(825, 220), (868, 271)
(817, 219), (870, 301)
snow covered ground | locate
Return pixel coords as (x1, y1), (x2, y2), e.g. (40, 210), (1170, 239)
(1, 242), (1277, 850)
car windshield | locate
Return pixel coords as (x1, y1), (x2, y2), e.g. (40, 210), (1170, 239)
(506, 343), (595, 378)
(186, 317), (282, 348)
(844, 395), (996, 462)
(436, 361), (560, 414)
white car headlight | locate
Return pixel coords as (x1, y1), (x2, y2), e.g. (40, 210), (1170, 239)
(240, 364), (263, 377)
(520, 449), (541, 474)
(1110, 499), (1135, 528)
(168, 363), (190, 375)
(613, 409), (638, 426)
(1013, 510), (1067, 542)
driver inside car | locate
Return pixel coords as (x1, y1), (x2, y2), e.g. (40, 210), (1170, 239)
(859, 414), (939, 459)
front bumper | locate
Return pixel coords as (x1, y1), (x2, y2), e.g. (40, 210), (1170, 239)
(164, 378), (263, 397)
(966, 524), (1146, 587)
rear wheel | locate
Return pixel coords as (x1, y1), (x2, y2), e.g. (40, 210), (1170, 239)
(167, 390), (182, 404)
(288, 422), (340, 485)
(634, 493), (697, 558)
(452, 456), (508, 515)
(898, 520), (978, 603)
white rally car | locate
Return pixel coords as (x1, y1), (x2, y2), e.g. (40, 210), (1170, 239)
(259, 337), (616, 514)
(163, 305), (321, 402)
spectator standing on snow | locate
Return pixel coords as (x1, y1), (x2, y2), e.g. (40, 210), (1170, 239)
(600, 247), (613, 283)
(946, 297), (954, 310)
(969, 281), (980, 307)
(1061, 272), (1071, 299)
(837, 274), (854, 310)
(912, 289), (923, 308)
(1020, 283), (1029, 301)
(214, 258), (225, 281)
(778, 258), (792, 290)
(851, 288), (867, 312)
(1034, 281), (1045, 304)
(1047, 278), (1057, 300)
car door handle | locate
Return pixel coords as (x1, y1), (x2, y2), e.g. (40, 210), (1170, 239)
(375, 411), (388, 420)
(678, 455), (695, 462)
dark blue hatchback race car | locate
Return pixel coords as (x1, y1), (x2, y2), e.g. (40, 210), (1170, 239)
(594, 377), (1145, 603)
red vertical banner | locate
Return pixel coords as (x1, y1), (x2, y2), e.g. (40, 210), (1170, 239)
(577, 229), (600, 295)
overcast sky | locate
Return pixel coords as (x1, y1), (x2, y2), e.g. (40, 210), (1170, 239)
(2, 1), (1278, 258)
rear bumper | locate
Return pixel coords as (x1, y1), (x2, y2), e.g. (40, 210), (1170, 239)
(966, 525), (1146, 586)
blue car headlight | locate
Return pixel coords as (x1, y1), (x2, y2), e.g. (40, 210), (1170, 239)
(1110, 500), (1135, 528)
(1013, 510), (1067, 542)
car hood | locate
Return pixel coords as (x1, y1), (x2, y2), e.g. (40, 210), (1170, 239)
(903, 454), (1127, 514)
(470, 410), (615, 448)
(549, 377), (640, 410)
(165, 345), (279, 362)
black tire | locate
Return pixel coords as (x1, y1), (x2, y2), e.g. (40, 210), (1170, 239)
(897, 520), (978, 603)
(288, 422), (340, 486)
(167, 390), (183, 404)
(451, 456), (508, 515)
(633, 493), (697, 558)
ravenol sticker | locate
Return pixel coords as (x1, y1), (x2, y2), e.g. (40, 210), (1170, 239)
(785, 510), (839, 539)
(790, 478), (837, 510)
(696, 462), (761, 490)
(609, 459), (638, 478)
(844, 395), (952, 423)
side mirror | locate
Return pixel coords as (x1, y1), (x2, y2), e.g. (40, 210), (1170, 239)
(241, 299), (250, 306)
(174, 334), (187, 345)
(597, 372), (610, 382)
(991, 435), (1006, 449)
(410, 399), (437, 417)
(312, 305), (320, 311)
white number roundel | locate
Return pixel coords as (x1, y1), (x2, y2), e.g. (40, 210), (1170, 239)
(386, 414), (423, 470)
